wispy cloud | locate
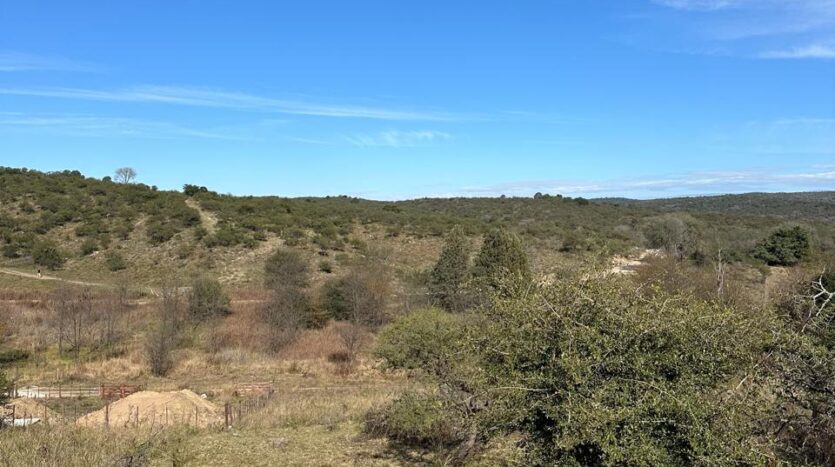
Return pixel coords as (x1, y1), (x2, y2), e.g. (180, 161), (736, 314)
(646, 0), (835, 58)
(455, 167), (835, 198)
(0, 112), (247, 140)
(345, 130), (451, 148)
(759, 43), (835, 59)
(652, 0), (748, 12)
(0, 85), (473, 121)
(0, 52), (99, 72)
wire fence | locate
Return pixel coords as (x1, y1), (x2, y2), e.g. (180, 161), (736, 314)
(2, 381), (276, 430)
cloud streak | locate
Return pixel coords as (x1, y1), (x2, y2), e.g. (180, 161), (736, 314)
(759, 43), (835, 59)
(648, 0), (835, 59)
(346, 130), (451, 148)
(0, 52), (99, 72)
(0, 112), (247, 140)
(455, 168), (835, 198)
(0, 85), (473, 121)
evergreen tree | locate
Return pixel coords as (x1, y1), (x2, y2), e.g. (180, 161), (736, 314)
(429, 226), (471, 312)
(753, 225), (811, 266)
(472, 228), (530, 290)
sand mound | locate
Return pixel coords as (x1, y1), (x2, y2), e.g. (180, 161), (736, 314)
(76, 389), (221, 428)
(5, 398), (64, 425)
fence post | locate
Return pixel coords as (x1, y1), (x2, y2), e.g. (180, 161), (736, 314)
(224, 403), (230, 427)
(104, 403), (109, 430)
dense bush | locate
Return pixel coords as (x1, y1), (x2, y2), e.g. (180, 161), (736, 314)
(105, 251), (127, 271)
(32, 239), (65, 270)
(364, 393), (468, 450)
(0, 349), (30, 365)
(753, 225), (812, 266)
(373, 273), (772, 464)
(375, 308), (468, 373)
(319, 278), (351, 321)
(429, 226), (471, 312)
(472, 228), (530, 290)
(79, 238), (98, 256)
(187, 276), (230, 321)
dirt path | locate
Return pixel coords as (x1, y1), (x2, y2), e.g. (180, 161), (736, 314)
(185, 198), (218, 233)
(0, 268), (104, 288)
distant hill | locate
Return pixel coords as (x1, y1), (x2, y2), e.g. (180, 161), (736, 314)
(596, 192), (835, 221)
(0, 167), (833, 287)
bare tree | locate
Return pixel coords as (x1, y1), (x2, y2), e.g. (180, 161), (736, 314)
(68, 288), (93, 361)
(114, 167), (137, 184)
(49, 288), (75, 358)
(335, 250), (393, 362)
(99, 282), (129, 351)
(146, 283), (182, 376)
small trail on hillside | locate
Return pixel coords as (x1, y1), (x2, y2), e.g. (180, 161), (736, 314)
(0, 268), (104, 288)
(185, 198), (218, 233)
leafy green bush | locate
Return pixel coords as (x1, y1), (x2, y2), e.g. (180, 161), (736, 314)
(79, 238), (98, 256)
(364, 393), (467, 449)
(187, 276), (230, 320)
(146, 220), (178, 245)
(319, 278), (351, 321)
(105, 251), (127, 271)
(318, 260), (333, 273)
(375, 308), (467, 373)
(753, 225), (812, 266)
(373, 273), (771, 464)
(472, 228), (530, 290)
(32, 239), (64, 270)
(429, 226), (471, 312)
(0, 348), (29, 365)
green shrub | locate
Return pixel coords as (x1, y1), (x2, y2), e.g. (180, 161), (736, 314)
(364, 393), (467, 449)
(187, 276), (230, 320)
(2, 243), (19, 258)
(318, 260), (333, 273)
(146, 220), (178, 245)
(753, 225), (812, 266)
(429, 226), (471, 312)
(79, 238), (98, 256)
(105, 251), (127, 271)
(32, 239), (64, 270)
(320, 278), (351, 321)
(0, 348), (29, 365)
(375, 308), (467, 374)
(373, 273), (772, 464)
(472, 228), (530, 290)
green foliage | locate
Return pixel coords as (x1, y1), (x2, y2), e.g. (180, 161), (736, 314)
(364, 393), (467, 449)
(0, 369), (8, 406)
(187, 276), (230, 321)
(183, 184), (209, 196)
(375, 308), (468, 373)
(0, 349), (29, 365)
(753, 225), (812, 266)
(105, 251), (127, 271)
(32, 239), (65, 270)
(429, 226), (471, 312)
(318, 259), (333, 273)
(374, 275), (771, 464)
(319, 278), (351, 321)
(264, 249), (309, 291)
(79, 238), (98, 256)
(643, 214), (703, 260)
(472, 228), (530, 289)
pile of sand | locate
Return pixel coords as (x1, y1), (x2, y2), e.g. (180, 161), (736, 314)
(76, 389), (221, 429)
(5, 398), (64, 425)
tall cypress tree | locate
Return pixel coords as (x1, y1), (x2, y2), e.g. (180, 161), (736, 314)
(472, 228), (530, 290)
(429, 226), (471, 312)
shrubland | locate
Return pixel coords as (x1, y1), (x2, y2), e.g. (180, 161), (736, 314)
(0, 166), (834, 465)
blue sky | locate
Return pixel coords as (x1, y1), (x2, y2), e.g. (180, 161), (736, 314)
(1, 0), (833, 199)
